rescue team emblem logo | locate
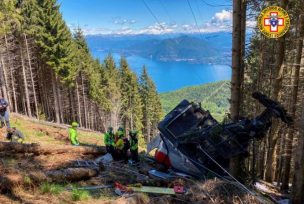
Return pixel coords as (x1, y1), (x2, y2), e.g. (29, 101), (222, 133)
(258, 6), (290, 38)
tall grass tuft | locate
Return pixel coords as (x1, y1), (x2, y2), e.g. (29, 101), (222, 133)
(71, 189), (91, 201)
(40, 183), (64, 195)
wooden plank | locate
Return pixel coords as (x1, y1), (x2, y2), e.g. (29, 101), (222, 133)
(131, 186), (175, 195)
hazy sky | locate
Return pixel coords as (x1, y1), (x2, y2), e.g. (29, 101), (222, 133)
(59, 0), (233, 35)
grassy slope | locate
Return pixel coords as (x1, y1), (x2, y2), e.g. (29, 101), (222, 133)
(160, 80), (230, 121)
(0, 113), (104, 146)
(0, 114), (116, 203)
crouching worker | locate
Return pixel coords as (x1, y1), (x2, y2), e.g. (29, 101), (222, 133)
(69, 122), (79, 146)
(104, 127), (114, 154)
(6, 127), (24, 143)
(129, 130), (139, 164)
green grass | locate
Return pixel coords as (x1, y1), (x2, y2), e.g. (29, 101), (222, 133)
(23, 176), (33, 185)
(40, 183), (64, 195)
(35, 131), (45, 137)
(71, 189), (91, 201)
(6, 114), (105, 146)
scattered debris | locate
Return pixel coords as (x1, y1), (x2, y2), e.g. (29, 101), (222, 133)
(95, 153), (114, 164)
(66, 184), (112, 191)
(148, 169), (175, 180)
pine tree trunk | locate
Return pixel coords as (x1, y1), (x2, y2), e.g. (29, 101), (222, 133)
(51, 72), (60, 123)
(257, 139), (266, 179)
(1, 57), (12, 108)
(4, 33), (18, 113)
(68, 88), (75, 121)
(265, 130), (281, 181)
(20, 44), (32, 117)
(147, 119), (151, 143)
(40, 64), (51, 120)
(291, 96), (304, 204)
(273, 128), (283, 181)
(229, 0), (243, 177)
(265, 0), (288, 182)
(75, 79), (82, 126)
(55, 77), (63, 123)
(239, 0), (246, 114)
(24, 33), (38, 118)
(0, 57), (9, 103)
(281, 15), (304, 191)
(276, 130), (286, 187)
(81, 73), (88, 128)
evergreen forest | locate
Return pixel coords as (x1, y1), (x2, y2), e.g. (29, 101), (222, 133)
(0, 0), (162, 143)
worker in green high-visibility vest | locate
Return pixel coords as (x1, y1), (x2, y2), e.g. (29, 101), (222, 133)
(69, 122), (79, 145)
(113, 127), (125, 160)
(129, 130), (139, 163)
(104, 126), (115, 154)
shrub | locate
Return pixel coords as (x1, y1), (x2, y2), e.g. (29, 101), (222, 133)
(71, 189), (90, 201)
(40, 183), (64, 195)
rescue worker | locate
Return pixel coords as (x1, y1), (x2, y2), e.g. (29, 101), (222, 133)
(0, 97), (10, 128)
(129, 130), (139, 163)
(69, 122), (79, 146)
(6, 127), (24, 143)
(104, 127), (115, 154)
(122, 135), (130, 162)
(114, 127), (125, 160)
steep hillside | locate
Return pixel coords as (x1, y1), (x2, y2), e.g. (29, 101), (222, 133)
(86, 33), (232, 64)
(128, 35), (219, 63)
(160, 81), (230, 121)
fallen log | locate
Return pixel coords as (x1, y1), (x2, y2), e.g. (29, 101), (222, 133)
(0, 142), (106, 155)
(0, 167), (101, 192)
(30, 167), (100, 183)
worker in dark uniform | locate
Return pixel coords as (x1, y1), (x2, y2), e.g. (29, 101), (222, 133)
(129, 130), (139, 163)
(104, 127), (115, 154)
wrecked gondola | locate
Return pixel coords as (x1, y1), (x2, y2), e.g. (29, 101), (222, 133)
(148, 92), (293, 178)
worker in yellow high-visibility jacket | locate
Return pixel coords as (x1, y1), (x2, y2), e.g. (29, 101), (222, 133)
(69, 122), (79, 145)
(114, 127), (125, 160)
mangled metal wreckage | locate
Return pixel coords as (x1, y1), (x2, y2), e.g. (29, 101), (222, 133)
(148, 92), (293, 178)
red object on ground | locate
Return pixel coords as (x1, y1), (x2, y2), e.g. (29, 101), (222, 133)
(174, 185), (185, 194)
(155, 150), (171, 168)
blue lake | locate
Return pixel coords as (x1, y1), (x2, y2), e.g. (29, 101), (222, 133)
(92, 51), (232, 93)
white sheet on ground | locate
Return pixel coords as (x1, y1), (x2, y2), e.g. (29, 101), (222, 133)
(95, 153), (113, 164)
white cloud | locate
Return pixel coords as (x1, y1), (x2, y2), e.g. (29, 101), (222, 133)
(135, 22), (175, 35)
(112, 17), (137, 25)
(71, 9), (258, 35)
(80, 27), (112, 35)
(214, 10), (232, 22)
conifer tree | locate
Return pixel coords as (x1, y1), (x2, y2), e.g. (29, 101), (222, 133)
(139, 66), (162, 142)
(103, 54), (121, 128)
(119, 57), (143, 132)
(35, 0), (74, 81)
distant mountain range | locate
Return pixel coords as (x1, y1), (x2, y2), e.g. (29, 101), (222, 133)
(86, 33), (232, 64)
(160, 80), (230, 121)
